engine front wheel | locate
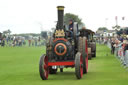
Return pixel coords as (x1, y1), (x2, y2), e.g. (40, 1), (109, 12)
(93, 51), (96, 57)
(39, 54), (49, 80)
(88, 54), (92, 60)
(75, 52), (83, 79)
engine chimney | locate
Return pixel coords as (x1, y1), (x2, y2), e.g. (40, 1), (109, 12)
(57, 6), (64, 30)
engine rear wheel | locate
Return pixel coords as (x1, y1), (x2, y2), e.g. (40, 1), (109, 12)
(93, 51), (96, 57)
(39, 54), (49, 80)
(78, 37), (88, 74)
(82, 37), (88, 74)
(78, 37), (83, 53)
(75, 52), (83, 79)
(88, 54), (92, 60)
(91, 42), (96, 58)
(88, 48), (92, 60)
(73, 22), (78, 42)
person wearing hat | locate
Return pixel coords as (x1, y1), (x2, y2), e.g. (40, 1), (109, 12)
(79, 27), (89, 39)
(68, 19), (74, 38)
(69, 19), (73, 31)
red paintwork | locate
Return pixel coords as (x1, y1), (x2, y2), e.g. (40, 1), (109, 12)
(85, 40), (88, 72)
(48, 61), (74, 66)
(80, 54), (83, 77)
(53, 38), (67, 42)
(44, 56), (49, 79)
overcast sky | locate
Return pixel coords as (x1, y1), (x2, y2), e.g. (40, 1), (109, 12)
(0, 0), (128, 34)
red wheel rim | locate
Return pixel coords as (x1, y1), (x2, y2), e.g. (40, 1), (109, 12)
(80, 55), (83, 77)
(85, 40), (88, 72)
(43, 56), (49, 79)
(86, 55), (88, 72)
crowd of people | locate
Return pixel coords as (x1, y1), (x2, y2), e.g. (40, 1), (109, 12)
(97, 35), (128, 68)
(0, 36), (45, 47)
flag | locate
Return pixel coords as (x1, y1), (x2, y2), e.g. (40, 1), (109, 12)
(115, 16), (118, 20)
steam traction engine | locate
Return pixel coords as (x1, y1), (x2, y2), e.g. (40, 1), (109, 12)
(79, 29), (96, 60)
(39, 6), (88, 80)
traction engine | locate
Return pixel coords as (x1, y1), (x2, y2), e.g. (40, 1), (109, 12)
(39, 6), (88, 80)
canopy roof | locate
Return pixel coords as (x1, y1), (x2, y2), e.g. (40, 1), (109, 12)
(79, 29), (95, 34)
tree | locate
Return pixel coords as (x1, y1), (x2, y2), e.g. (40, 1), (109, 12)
(124, 27), (128, 34)
(112, 25), (121, 30)
(3, 29), (11, 36)
(7, 29), (11, 35)
(0, 32), (2, 38)
(64, 13), (84, 26)
(116, 27), (128, 35)
(41, 31), (48, 39)
(51, 28), (55, 32)
(97, 27), (108, 32)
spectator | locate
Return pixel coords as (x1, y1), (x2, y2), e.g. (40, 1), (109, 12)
(124, 40), (128, 55)
(32, 38), (34, 46)
(28, 40), (31, 47)
(35, 38), (38, 46)
(111, 38), (115, 54)
(1, 38), (5, 47)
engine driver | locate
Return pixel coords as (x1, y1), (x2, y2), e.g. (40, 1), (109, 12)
(68, 19), (73, 39)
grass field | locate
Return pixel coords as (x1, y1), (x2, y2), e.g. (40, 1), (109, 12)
(0, 44), (128, 85)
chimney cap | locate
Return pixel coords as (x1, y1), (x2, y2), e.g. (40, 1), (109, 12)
(57, 6), (65, 10)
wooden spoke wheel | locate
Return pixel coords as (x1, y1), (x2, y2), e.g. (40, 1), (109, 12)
(85, 53), (88, 73)
(78, 37), (88, 74)
(39, 54), (49, 80)
(75, 52), (83, 79)
(82, 37), (88, 74)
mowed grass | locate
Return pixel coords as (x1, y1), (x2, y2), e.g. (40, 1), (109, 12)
(0, 44), (128, 85)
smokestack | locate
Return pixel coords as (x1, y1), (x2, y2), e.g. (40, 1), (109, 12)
(57, 6), (64, 30)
